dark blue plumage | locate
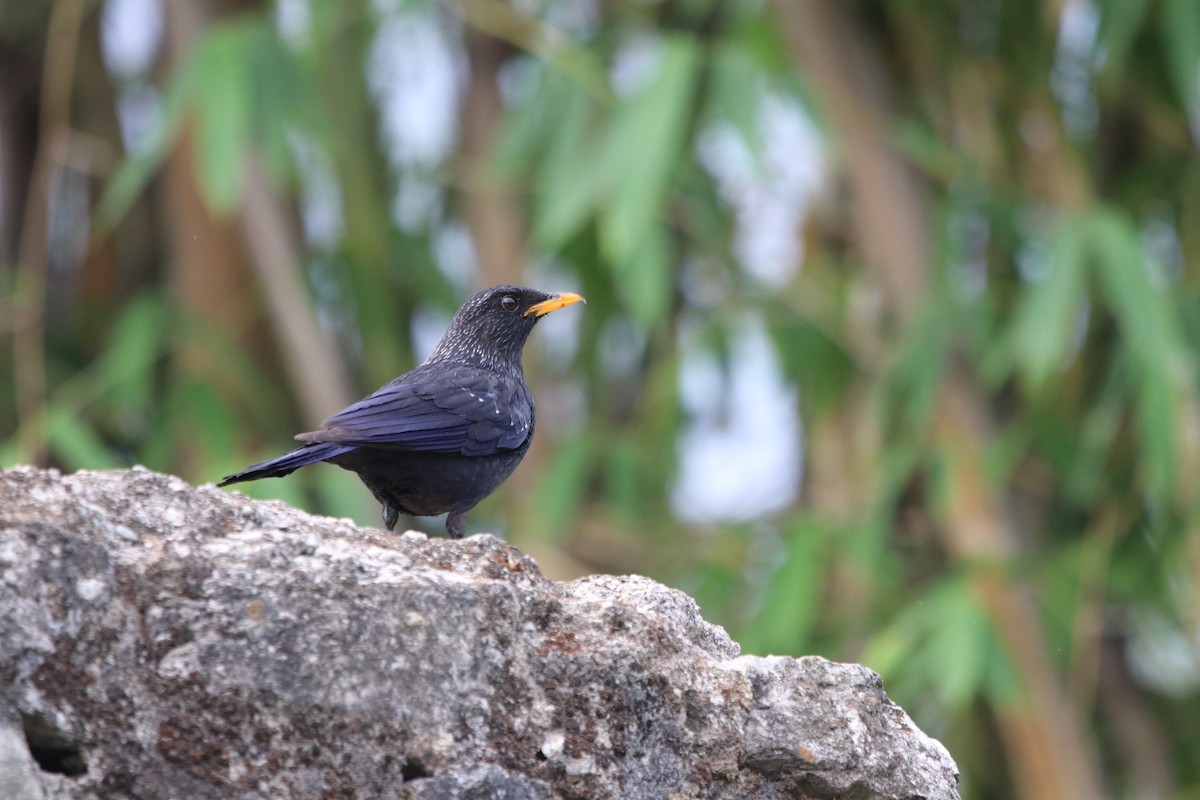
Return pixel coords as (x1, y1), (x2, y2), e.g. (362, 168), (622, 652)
(219, 286), (584, 537)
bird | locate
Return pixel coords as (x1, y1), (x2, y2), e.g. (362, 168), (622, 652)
(219, 285), (584, 538)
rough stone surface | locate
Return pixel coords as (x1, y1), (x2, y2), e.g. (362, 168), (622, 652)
(0, 466), (960, 800)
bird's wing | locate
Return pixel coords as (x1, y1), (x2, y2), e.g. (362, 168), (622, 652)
(295, 367), (533, 457)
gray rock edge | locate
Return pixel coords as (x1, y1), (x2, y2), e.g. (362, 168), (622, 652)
(0, 466), (959, 800)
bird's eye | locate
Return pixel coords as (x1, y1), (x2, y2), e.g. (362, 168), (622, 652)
(500, 295), (518, 312)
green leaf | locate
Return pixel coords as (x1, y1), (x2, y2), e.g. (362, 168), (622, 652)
(528, 431), (593, 541)
(864, 575), (1002, 708)
(1087, 208), (1187, 501)
(249, 29), (312, 184)
(96, 294), (169, 398)
(605, 440), (645, 522)
(192, 29), (255, 212)
(94, 55), (199, 233)
(1011, 221), (1086, 390)
(596, 36), (699, 325)
(531, 80), (605, 250)
(492, 66), (552, 178)
(598, 36), (698, 263)
(1160, 0), (1200, 109)
(46, 406), (121, 470)
(770, 318), (855, 418)
(1095, 0), (1150, 77)
(97, 19), (305, 226)
(746, 518), (830, 654)
(982, 627), (1022, 702)
(183, 378), (238, 466)
(928, 578), (991, 707)
(861, 585), (930, 679)
(1134, 356), (1176, 503)
(880, 302), (949, 440)
(173, 310), (290, 432)
(611, 226), (673, 328)
(705, 41), (765, 151)
(1063, 354), (1126, 503)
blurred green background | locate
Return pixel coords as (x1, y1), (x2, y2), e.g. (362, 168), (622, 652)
(3, 0), (1200, 797)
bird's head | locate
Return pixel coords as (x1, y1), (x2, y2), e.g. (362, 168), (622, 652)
(427, 285), (585, 372)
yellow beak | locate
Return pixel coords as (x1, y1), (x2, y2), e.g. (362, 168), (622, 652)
(524, 291), (586, 318)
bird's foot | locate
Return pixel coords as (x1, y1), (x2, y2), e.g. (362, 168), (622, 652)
(383, 502), (399, 532)
(446, 511), (467, 539)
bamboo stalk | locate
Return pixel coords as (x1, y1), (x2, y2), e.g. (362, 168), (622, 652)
(13, 0), (87, 464)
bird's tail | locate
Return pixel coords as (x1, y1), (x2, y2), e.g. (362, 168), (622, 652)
(218, 443), (354, 487)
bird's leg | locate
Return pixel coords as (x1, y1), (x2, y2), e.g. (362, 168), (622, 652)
(382, 501), (400, 532)
(446, 511), (467, 539)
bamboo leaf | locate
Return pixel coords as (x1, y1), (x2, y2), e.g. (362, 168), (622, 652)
(94, 54), (199, 233)
(1011, 221), (1087, 390)
(1095, 0), (1150, 77)
(705, 41), (765, 152)
(46, 406), (121, 470)
(880, 302), (949, 440)
(1160, 0), (1200, 109)
(605, 440), (645, 521)
(526, 430), (593, 540)
(862, 583), (932, 679)
(771, 319), (856, 418)
(928, 578), (991, 707)
(1087, 209), (1187, 502)
(192, 29), (254, 212)
(599, 36), (698, 261)
(611, 226), (673, 328)
(97, 294), (169, 398)
(530, 80), (605, 250)
(597, 35), (699, 324)
(249, 26), (314, 184)
(747, 518), (829, 654)
(1063, 354), (1127, 503)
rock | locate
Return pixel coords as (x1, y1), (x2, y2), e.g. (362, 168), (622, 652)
(0, 466), (959, 800)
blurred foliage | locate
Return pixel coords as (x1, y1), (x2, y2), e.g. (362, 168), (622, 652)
(3, 0), (1200, 797)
